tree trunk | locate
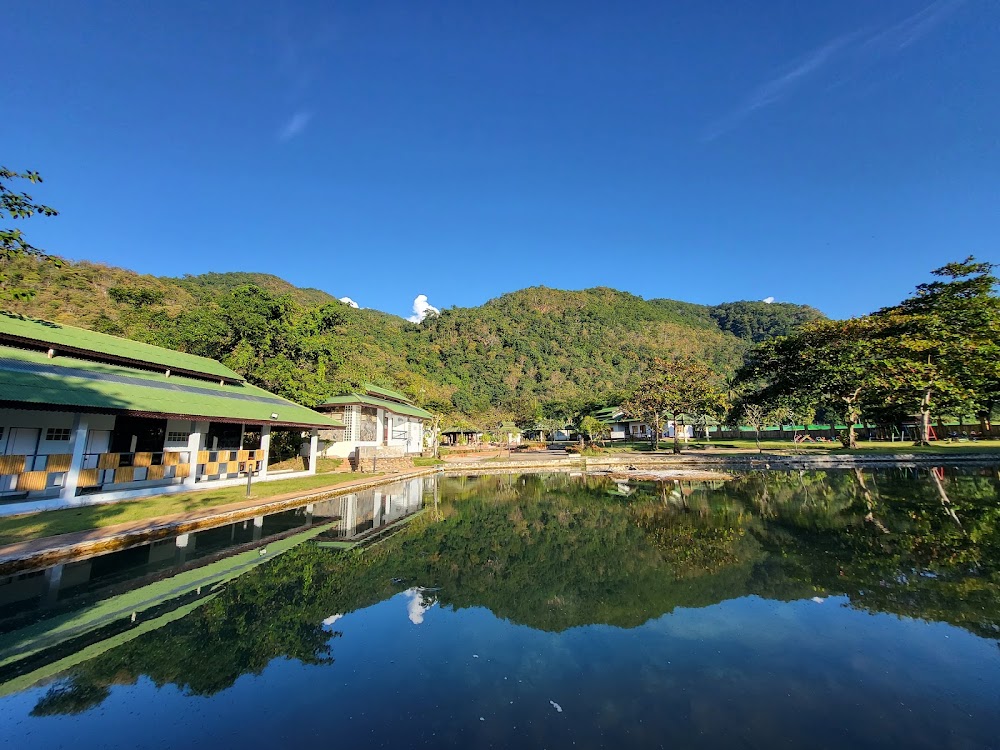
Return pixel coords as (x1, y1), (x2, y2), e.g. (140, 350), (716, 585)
(754, 428), (761, 453)
(847, 423), (857, 450)
(917, 389), (932, 446)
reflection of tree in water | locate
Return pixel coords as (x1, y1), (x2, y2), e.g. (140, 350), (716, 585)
(30, 468), (1000, 715)
(30, 682), (110, 716)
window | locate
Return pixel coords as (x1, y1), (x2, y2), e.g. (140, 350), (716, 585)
(167, 431), (190, 443)
(45, 427), (71, 441)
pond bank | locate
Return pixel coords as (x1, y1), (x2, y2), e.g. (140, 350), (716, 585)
(0, 468), (439, 575)
(3, 451), (998, 572)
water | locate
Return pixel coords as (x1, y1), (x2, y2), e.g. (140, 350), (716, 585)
(1, 468), (998, 749)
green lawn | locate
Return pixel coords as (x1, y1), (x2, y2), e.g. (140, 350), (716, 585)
(412, 457), (445, 467)
(0, 472), (372, 547)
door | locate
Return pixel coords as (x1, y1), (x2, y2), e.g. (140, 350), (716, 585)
(383, 413), (389, 446)
(84, 430), (111, 469)
(7, 428), (41, 470)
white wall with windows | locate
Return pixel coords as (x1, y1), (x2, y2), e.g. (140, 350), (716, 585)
(321, 404), (426, 458)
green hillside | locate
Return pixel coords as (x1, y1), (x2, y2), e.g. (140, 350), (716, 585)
(1, 256), (823, 422)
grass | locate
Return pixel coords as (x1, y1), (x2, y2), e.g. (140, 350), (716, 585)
(412, 456), (445, 467)
(0, 472), (373, 547)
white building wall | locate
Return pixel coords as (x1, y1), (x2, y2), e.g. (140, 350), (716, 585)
(320, 405), (426, 458)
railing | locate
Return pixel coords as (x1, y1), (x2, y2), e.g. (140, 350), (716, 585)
(194, 449), (265, 479)
(0, 448), (266, 499)
(391, 429), (409, 441)
(77, 451), (193, 490)
(0, 453), (74, 497)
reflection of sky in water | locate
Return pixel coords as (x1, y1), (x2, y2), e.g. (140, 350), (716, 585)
(2, 470), (1000, 749)
(403, 587), (436, 624)
(4, 589), (997, 749)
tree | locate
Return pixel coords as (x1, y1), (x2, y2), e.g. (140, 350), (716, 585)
(736, 402), (789, 453)
(623, 358), (725, 453)
(578, 415), (607, 446)
(1, 167), (60, 300)
(874, 257), (1000, 444)
(738, 318), (889, 449)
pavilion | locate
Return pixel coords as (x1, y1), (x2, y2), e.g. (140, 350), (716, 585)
(0, 313), (342, 516)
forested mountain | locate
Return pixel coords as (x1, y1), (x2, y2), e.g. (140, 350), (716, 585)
(2, 256), (823, 422)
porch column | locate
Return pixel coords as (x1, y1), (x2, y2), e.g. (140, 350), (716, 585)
(308, 429), (319, 475)
(60, 414), (90, 502)
(185, 422), (207, 488)
(258, 424), (271, 480)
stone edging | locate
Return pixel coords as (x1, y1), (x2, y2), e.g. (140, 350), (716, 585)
(0, 468), (441, 576)
(443, 452), (1000, 474)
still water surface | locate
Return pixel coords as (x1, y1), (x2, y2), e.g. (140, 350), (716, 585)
(1, 469), (999, 749)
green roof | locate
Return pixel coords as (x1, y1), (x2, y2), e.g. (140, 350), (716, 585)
(0, 313), (243, 382)
(591, 407), (625, 421)
(363, 383), (411, 403)
(321, 393), (433, 420)
(0, 345), (342, 428)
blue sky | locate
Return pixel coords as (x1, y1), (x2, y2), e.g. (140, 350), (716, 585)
(6, 1), (998, 320)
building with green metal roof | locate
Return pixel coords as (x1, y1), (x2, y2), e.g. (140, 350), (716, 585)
(316, 383), (434, 460)
(0, 315), (342, 516)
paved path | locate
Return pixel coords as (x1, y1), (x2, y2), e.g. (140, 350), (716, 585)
(0, 468), (438, 573)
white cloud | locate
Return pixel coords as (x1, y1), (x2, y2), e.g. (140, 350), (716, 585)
(407, 294), (440, 323)
(277, 110), (312, 141)
(762, 296), (775, 304)
(338, 296), (359, 308)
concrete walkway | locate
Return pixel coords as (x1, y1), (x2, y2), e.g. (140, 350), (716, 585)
(0, 468), (439, 574)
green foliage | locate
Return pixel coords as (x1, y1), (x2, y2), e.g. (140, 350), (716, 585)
(738, 257), (1000, 448)
(108, 286), (165, 307)
(0, 167), (61, 300)
(5, 258), (820, 421)
(622, 358), (725, 452)
(709, 300), (824, 342)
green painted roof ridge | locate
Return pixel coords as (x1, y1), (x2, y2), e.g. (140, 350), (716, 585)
(0, 313), (242, 381)
(363, 382), (412, 403)
(321, 392), (432, 419)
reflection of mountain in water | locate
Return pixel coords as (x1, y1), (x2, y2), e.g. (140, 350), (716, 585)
(18, 468), (1000, 715)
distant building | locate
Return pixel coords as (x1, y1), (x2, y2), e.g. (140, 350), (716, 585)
(316, 384), (432, 459)
(589, 406), (696, 441)
(0, 314), (342, 516)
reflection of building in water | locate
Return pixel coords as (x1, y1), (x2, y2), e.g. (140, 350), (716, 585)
(310, 476), (428, 540)
(0, 477), (433, 621)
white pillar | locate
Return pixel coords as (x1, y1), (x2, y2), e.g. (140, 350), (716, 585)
(259, 424), (271, 480)
(185, 421), (207, 488)
(60, 414), (90, 502)
(345, 493), (357, 537)
(308, 429), (319, 474)
(175, 533), (190, 564)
